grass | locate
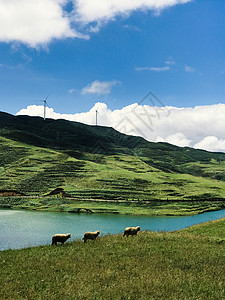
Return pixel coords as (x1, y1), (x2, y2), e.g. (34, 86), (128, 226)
(181, 216), (225, 239)
(1, 218), (225, 299)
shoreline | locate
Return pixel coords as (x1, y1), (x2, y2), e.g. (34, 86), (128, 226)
(1, 216), (225, 252)
(0, 197), (225, 216)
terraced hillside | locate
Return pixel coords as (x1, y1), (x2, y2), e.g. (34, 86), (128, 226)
(0, 112), (225, 206)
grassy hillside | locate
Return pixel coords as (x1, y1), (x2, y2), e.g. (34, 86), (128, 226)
(0, 112), (225, 214)
(1, 218), (225, 299)
(1, 112), (225, 178)
(0, 134), (225, 201)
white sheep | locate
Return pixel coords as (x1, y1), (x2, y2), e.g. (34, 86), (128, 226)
(82, 230), (100, 243)
(52, 233), (71, 246)
(123, 226), (140, 237)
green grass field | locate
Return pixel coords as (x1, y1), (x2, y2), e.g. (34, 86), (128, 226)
(1, 218), (225, 299)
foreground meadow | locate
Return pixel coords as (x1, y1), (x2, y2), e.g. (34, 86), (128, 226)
(1, 218), (225, 299)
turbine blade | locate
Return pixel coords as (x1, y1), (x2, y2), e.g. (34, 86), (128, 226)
(45, 93), (51, 101)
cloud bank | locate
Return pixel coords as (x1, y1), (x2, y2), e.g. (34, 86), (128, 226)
(0, 0), (192, 47)
(74, 0), (192, 24)
(17, 102), (225, 153)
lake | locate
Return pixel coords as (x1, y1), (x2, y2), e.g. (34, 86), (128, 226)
(1, 208), (225, 250)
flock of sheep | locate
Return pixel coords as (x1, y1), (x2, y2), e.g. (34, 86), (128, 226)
(51, 226), (141, 246)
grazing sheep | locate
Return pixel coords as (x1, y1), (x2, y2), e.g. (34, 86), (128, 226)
(52, 233), (71, 246)
(82, 230), (100, 243)
(123, 226), (140, 237)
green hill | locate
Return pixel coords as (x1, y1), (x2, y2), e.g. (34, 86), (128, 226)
(0, 111), (225, 214)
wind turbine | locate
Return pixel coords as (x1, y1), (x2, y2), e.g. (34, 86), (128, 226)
(95, 109), (98, 126)
(33, 94), (50, 120)
(43, 95), (50, 120)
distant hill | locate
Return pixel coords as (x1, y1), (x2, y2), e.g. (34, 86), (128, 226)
(0, 111), (225, 201)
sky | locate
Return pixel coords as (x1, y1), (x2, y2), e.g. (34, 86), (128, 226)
(0, 0), (225, 152)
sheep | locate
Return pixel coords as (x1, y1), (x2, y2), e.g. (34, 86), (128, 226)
(52, 233), (71, 246)
(123, 226), (140, 237)
(82, 230), (100, 243)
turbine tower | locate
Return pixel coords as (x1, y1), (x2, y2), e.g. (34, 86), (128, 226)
(43, 98), (47, 120)
(43, 95), (50, 120)
(33, 94), (50, 120)
(96, 109), (98, 126)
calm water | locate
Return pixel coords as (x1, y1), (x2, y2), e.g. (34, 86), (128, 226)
(1, 208), (225, 250)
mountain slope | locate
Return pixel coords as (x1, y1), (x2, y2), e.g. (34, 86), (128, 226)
(0, 111), (225, 180)
(0, 112), (225, 203)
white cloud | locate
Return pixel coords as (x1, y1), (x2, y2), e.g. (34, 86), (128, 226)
(123, 24), (141, 31)
(194, 136), (225, 153)
(165, 56), (176, 65)
(16, 102), (111, 125)
(81, 80), (119, 95)
(0, 0), (192, 47)
(185, 65), (195, 72)
(0, 0), (87, 48)
(16, 102), (225, 153)
(136, 66), (170, 72)
(136, 57), (175, 72)
(74, 0), (192, 24)
(156, 133), (191, 147)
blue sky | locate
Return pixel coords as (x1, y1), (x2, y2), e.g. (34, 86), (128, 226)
(0, 0), (225, 151)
